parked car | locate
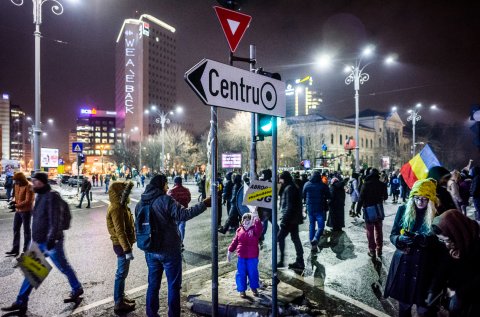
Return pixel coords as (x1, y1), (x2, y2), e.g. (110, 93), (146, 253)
(68, 175), (84, 187)
(57, 174), (71, 184)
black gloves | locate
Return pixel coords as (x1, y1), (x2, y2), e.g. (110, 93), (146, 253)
(398, 235), (414, 246)
(46, 239), (56, 250)
(413, 233), (427, 247)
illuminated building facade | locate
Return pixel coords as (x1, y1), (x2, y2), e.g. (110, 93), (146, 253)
(285, 76), (323, 117)
(115, 14), (177, 142)
(0, 94), (11, 160)
(74, 108), (117, 157)
(10, 105), (26, 162)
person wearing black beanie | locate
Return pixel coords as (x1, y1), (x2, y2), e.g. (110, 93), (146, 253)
(136, 173), (211, 317)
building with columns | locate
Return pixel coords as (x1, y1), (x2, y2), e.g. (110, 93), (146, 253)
(287, 109), (411, 173)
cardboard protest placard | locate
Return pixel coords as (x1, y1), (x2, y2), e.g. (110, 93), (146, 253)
(17, 243), (52, 289)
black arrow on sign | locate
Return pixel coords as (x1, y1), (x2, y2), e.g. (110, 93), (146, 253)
(184, 59), (208, 105)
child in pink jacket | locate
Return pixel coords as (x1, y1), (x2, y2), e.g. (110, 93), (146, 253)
(227, 209), (263, 298)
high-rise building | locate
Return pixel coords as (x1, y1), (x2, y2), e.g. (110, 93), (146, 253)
(115, 14), (176, 142)
(10, 105), (26, 162)
(285, 76), (323, 117)
(0, 94), (11, 159)
(74, 107), (117, 157)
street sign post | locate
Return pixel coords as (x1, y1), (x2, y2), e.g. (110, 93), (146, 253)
(213, 6), (251, 53)
(185, 59), (286, 117)
(72, 142), (83, 153)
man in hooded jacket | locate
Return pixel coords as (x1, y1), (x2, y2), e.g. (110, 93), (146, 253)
(223, 171), (234, 216)
(136, 174), (211, 317)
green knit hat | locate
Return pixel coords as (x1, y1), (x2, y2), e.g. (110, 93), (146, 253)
(409, 178), (437, 203)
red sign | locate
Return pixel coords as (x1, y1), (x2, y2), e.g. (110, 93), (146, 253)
(214, 6), (252, 53)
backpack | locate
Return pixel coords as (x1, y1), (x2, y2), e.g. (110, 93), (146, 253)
(135, 202), (155, 251)
(51, 191), (72, 230)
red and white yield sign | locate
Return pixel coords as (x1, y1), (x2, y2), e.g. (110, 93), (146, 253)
(214, 6), (252, 53)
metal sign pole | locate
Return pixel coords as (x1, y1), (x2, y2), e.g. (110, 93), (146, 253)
(77, 153), (80, 195)
(211, 107), (219, 316)
(272, 116), (278, 316)
(249, 45), (257, 181)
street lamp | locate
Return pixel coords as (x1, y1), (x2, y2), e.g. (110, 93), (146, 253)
(343, 45), (396, 172)
(145, 105), (183, 172)
(406, 103), (437, 155)
(10, 0), (65, 172)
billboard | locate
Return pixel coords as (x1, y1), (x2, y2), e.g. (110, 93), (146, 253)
(381, 156), (390, 171)
(222, 153), (241, 169)
(41, 148), (59, 168)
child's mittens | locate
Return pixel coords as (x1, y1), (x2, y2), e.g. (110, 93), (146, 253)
(227, 251), (232, 262)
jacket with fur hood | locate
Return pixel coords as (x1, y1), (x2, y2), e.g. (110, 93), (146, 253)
(106, 181), (136, 253)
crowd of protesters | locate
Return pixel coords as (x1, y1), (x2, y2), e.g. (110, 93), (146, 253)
(2, 158), (480, 317)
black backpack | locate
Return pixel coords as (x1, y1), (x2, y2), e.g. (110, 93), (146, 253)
(135, 202), (155, 251)
(51, 191), (72, 230)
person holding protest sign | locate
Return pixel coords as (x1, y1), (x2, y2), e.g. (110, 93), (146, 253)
(1, 173), (83, 315)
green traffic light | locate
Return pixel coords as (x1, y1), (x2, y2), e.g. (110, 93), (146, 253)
(260, 121), (272, 132)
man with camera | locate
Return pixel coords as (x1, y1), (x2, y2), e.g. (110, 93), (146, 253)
(5, 172), (34, 257)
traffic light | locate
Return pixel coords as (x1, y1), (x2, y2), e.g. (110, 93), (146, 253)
(256, 113), (273, 141)
(77, 153), (85, 165)
(254, 68), (280, 141)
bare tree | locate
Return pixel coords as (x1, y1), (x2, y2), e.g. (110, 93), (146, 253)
(223, 112), (298, 172)
(111, 143), (139, 172)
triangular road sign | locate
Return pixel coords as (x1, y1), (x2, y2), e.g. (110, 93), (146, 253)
(213, 6), (252, 53)
(74, 144), (81, 152)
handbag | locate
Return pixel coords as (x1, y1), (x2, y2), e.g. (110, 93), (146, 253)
(363, 204), (385, 223)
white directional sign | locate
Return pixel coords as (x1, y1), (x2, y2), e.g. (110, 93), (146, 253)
(185, 59), (286, 117)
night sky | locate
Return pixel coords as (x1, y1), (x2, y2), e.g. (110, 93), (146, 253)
(1, 0), (479, 156)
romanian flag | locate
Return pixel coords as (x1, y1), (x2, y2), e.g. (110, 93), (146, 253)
(400, 144), (441, 189)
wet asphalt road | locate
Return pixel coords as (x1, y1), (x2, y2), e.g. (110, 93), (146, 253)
(0, 182), (473, 316)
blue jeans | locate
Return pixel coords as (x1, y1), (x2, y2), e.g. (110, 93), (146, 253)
(308, 210), (325, 242)
(145, 251), (182, 317)
(474, 197), (480, 221)
(16, 239), (82, 305)
(236, 257), (259, 292)
(114, 254), (130, 304)
(176, 221), (186, 242)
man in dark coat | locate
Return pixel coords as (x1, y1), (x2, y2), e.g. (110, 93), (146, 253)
(135, 174), (211, 317)
(218, 174), (242, 234)
(356, 168), (388, 257)
(278, 171), (304, 270)
(77, 177), (92, 208)
(303, 171), (330, 252)
(222, 172), (234, 216)
(1, 173), (83, 315)
(327, 178), (345, 232)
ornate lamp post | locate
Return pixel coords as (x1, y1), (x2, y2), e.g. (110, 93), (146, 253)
(10, 0), (64, 172)
(145, 105), (183, 172)
(343, 46), (396, 171)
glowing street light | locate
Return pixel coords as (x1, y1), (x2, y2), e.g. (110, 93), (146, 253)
(10, 0), (66, 172)
(343, 44), (396, 171)
(145, 105), (184, 172)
